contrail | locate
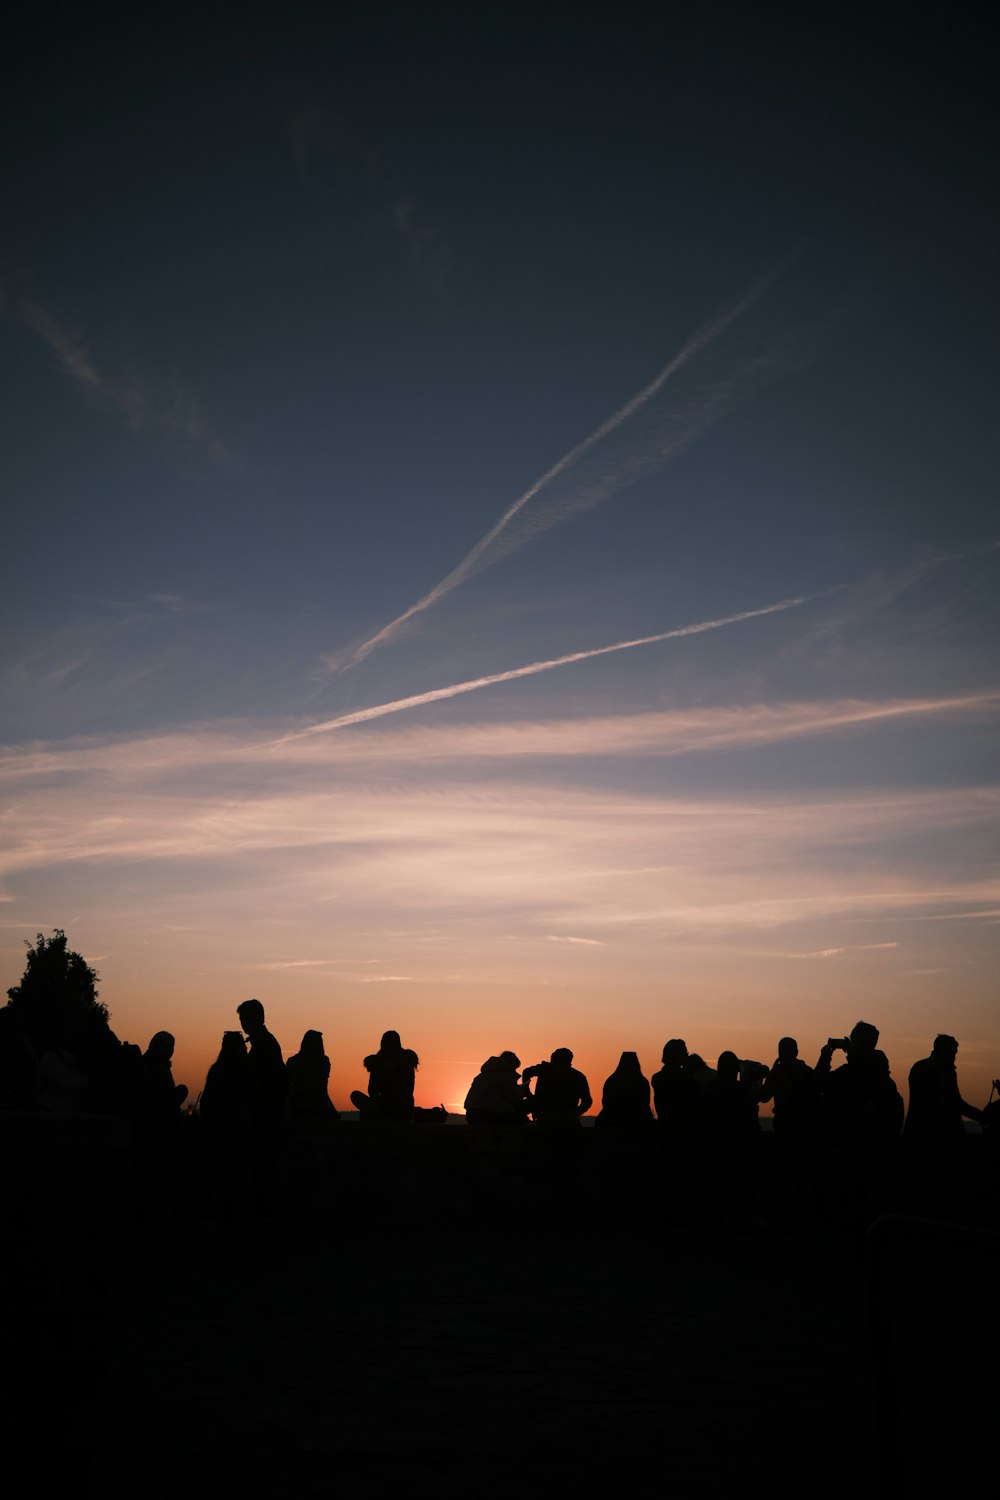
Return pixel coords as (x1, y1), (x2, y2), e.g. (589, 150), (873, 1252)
(342, 258), (798, 669)
(22, 301), (104, 392)
(278, 594), (808, 743)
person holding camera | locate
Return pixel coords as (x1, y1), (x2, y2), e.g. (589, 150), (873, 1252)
(815, 1022), (902, 1142)
(814, 1021), (902, 1229)
(522, 1047), (592, 1126)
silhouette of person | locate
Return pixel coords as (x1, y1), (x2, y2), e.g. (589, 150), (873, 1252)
(136, 1031), (188, 1193)
(464, 1051), (529, 1126)
(237, 999), (286, 1116)
(703, 1050), (760, 1227)
(904, 1036), (982, 1213)
(651, 1039), (700, 1220)
(201, 1031), (251, 1126)
(712, 1052), (760, 1131)
(236, 998), (287, 1203)
(815, 1020), (902, 1230)
(522, 1048), (592, 1126)
(142, 1031), (188, 1116)
(596, 1051), (653, 1129)
(760, 1037), (816, 1139)
(285, 1030), (339, 1119)
(760, 1036), (818, 1225)
(651, 1039), (699, 1137)
(905, 1035), (982, 1147)
(815, 1021), (903, 1145)
(200, 1031), (253, 1220)
(685, 1051), (722, 1138)
(350, 1030), (419, 1122)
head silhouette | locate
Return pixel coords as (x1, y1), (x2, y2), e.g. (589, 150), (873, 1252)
(146, 1030), (175, 1062)
(217, 1031), (247, 1064)
(777, 1036), (798, 1061)
(237, 998), (265, 1032)
(849, 1021), (879, 1053)
(380, 1030), (402, 1053)
(717, 1050), (739, 1083)
(662, 1039), (688, 1068)
(551, 1047), (574, 1067)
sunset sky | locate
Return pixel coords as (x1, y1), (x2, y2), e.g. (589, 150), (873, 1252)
(2, 3), (998, 1112)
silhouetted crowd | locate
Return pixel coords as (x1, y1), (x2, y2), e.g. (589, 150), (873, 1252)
(2, 991), (998, 1230)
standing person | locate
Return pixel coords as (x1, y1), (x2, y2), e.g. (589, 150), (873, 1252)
(815, 1022), (903, 1145)
(236, 999), (286, 1118)
(200, 1031), (253, 1222)
(905, 1035), (983, 1146)
(651, 1039), (700, 1222)
(522, 1048), (592, 1126)
(759, 1036), (818, 1225)
(904, 1035), (983, 1210)
(815, 1020), (902, 1230)
(651, 1039), (699, 1137)
(236, 999), (287, 1205)
(704, 1051), (761, 1228)
(760, 1038), (815, 1138)
(350, 1030), (419, 1122)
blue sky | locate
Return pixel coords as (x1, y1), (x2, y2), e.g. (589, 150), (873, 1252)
(2, 2), (998, 1106)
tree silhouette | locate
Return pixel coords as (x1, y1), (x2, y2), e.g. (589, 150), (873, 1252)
(6, 929), (108, 1052)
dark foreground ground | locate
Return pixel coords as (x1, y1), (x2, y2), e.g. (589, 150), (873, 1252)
(4, 1117), (998, 1498)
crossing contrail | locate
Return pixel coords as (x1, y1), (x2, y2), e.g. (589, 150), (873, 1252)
(280, 594), (808, 742)
(341, 258), (800, 669)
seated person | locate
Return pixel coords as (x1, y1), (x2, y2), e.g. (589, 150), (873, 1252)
(464, 1051), (529, 1126)
(286, 1030), (339, 1119)
(350, 1030), (419, 1122)
(522, 1048), (592, 1126)
(595, 1050), (653, 1129)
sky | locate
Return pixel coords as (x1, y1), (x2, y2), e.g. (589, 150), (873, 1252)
(2, 1), (998, 1112)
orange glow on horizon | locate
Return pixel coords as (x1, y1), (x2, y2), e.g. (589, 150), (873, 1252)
(87, 950), (999, 1122)
(3, 699), (998, 1118)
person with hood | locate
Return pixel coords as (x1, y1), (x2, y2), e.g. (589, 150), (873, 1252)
(464, 1051), (529, 1126)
